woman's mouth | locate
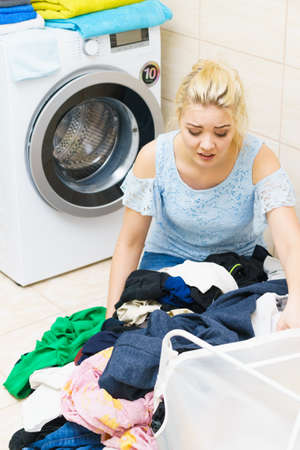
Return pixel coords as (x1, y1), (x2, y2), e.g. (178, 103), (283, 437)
(198, 153), (215, 161)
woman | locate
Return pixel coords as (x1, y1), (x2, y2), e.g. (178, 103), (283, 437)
(106, 59), (300, 331)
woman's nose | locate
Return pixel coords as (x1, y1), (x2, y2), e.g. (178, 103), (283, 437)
(200, 136), (215, 150)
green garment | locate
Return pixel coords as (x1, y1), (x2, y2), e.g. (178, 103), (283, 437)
(3, 306), (106, 399)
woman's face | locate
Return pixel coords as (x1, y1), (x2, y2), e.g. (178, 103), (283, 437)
(179, 103), (236, 167)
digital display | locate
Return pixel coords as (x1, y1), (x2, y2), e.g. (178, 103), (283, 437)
(110, 29), (149, 49)
(116, 29), (143, 46)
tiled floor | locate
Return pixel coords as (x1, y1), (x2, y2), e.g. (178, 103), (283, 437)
(0, 258), (111, 449)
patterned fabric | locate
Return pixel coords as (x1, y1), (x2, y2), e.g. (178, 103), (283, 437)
(121, 130), (296, 260)
(121, 171), (155, 216)
(61, 347), (157, 449)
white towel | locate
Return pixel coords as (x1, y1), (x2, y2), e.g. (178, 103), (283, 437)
(4, 27), (60, 81)
(0, 13), (44, 35)
(22, 362), (75, 432)
(160, 260), (238, 294)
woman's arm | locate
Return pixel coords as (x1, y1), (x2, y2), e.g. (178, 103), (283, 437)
(105, 140), (156, 318)
(105, 207), (152, 318)
(267, 206), (300, 330)
(253, 143), (300, 329)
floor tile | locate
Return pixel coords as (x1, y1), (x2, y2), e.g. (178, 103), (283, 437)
(62, 295), (107, 317)
(31, 259), (111, 313)
(0, 275), (62, 336)
(0, 372), (18, 410)
(0, 402), (23, 450)
(0, 315), (60, 377)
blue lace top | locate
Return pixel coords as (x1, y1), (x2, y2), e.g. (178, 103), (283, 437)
(121, 130), (296, 260)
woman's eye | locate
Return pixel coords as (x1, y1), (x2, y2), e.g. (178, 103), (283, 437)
(215, 133), (227, 138)
(188, 129), (201, 136)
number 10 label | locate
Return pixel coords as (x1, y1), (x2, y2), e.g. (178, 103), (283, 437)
(140, 62), (160, 86)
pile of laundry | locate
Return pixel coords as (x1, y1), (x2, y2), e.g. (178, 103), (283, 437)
(0, 0), (43, 35)
(4, 246), (288, 449)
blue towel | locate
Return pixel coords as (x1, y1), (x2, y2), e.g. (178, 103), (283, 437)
(0, 4), (36, 24)
(5, 28), (60, 81)
(45, 0), (172, 39)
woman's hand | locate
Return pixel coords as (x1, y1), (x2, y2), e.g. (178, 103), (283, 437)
(266, 206), (300, 331)
(276, 297), (300, 330)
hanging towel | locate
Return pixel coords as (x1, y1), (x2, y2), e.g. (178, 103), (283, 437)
(4, 28), (60, 81)
(0, 4), (36, 24)
(0, 13), (44, 34)
(0, 0), (31, 6)
(45, 0), (172, 39)
(32, 0), (144, 20)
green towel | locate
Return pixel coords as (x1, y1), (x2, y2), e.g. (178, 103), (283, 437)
(3, 306), (106, 399)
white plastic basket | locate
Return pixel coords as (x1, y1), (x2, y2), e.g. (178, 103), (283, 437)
(154, 329), (300, 450)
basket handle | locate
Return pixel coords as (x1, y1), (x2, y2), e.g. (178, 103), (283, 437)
(157, 330), (300, 450)
(162, 329), (300, 403)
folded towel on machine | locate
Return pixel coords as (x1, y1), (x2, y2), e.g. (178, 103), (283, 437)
(4, 28), (60, 81)
(0, 0), (31, 7)
(45, 0), (172, 39)
(0, 4), (36, 24)
(0, 13), (44, 34)
(32, 0), (144, 20)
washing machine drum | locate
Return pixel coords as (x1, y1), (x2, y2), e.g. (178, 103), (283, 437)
(27, 70), (163, 217)
(53, 99), (120, 181)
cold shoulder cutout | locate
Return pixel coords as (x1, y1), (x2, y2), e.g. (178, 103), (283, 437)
(121, 170), (155, 216)
(254, 167), (296, 217)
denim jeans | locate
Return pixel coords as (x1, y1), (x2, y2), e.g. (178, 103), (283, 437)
(23, 421), (104, 449)
(139, 251), (186, 271)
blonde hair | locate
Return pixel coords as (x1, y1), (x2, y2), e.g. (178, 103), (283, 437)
(176, 59), (248, 149)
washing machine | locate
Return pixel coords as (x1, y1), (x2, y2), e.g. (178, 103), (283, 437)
(0, 26), (163, 285)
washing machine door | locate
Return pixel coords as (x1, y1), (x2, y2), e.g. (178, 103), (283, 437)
(27, 69), (163, 217)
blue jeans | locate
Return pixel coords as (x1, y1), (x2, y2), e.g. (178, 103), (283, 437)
(24, 421), (104, 449)
(139, 251), (186, 271)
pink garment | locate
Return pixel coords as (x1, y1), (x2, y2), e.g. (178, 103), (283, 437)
(105, 426), (158, 449)
(61, 347), (157, 449)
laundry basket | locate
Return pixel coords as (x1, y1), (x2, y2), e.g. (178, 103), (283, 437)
(154, 329), (300, 450)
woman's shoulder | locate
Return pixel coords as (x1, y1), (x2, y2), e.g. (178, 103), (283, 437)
(132, 130), (179, 179)
(252, 143), (281, 185)
(133, 139), (157, 179)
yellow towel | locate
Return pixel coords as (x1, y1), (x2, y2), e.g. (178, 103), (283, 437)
(32, 0), (144, 20)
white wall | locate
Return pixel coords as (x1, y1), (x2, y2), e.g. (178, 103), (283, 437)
(160, 0), (300, 251)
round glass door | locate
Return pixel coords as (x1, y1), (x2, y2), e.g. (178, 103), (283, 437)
(50, 96), (139, 196)
(27, 69), (163, 217)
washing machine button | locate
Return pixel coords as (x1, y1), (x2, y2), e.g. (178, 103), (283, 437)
(83, 39), (99, 56)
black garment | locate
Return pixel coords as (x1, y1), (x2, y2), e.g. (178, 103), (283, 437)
(101, 317), (127, 332)
(114, 270), (222, 314)
(205, 245), (270, 287)
(76, 320), (142, 365)
(151, 400), (165, 433)
(252, 245), (271, 262)
(100, 318), (141, 333)
(76, 331), (120, 365)
(115, 270), (169, 308)
(9, 416), (66, 450)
